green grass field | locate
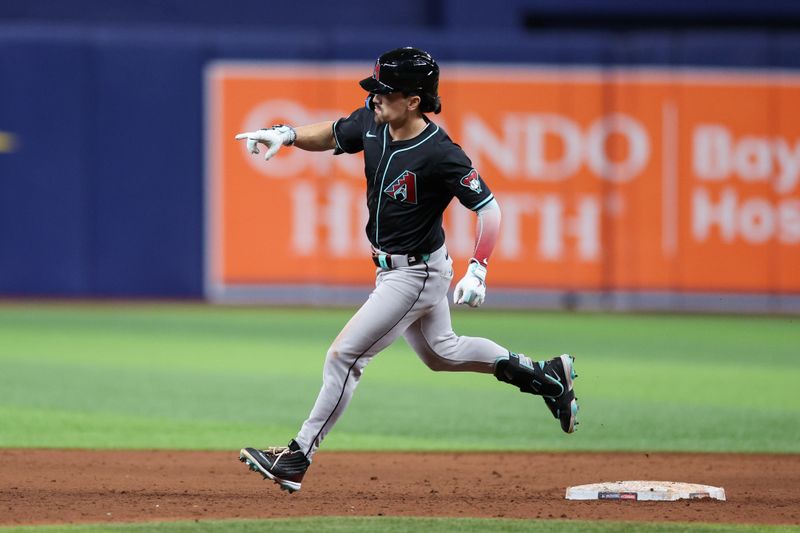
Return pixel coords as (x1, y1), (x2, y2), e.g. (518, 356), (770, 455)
(1, 303), (799, 531)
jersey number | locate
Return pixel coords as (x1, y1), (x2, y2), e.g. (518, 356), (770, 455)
(384, 170), (418, 204)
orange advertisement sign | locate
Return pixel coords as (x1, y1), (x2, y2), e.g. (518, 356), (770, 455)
(206, 63), (800, 296)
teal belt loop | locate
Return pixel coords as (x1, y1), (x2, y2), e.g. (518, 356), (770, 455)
(378, 255), (389, 269)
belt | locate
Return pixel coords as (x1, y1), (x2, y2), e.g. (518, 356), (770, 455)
(372, 251), (431, 270)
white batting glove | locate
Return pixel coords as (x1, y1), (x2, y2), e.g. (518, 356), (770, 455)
(235, 125), (296, 161)
(453, 261), (487, 308)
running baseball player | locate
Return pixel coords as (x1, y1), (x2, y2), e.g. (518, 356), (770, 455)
(235, 47), (579, 493)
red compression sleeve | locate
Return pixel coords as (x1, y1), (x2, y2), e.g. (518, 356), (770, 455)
(472, 199), (501, 267)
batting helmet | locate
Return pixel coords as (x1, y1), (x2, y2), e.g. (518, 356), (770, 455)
(359, 47), (442, 114)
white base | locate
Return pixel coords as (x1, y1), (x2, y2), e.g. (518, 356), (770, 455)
(566, 480), (726, 501)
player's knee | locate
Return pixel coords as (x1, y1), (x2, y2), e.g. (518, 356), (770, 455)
(415, 336), (460, 371)
(325, 344), (348, 366)
(325, 345), (339, 360)
(418, 347), (461, 371)
(326, 341), (358, 364)
(422, 357), (451, 372)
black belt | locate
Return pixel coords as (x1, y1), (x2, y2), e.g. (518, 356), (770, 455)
(372, 252), (431, 270)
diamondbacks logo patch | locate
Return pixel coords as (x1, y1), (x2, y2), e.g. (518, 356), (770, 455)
(460, 169), (482, 194)
(384, 170), (418, 204)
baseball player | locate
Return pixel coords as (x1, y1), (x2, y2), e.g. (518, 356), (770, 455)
(235, 47), (579, 493)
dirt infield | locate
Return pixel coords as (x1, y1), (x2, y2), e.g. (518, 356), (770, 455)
(1, 449), (798, 526)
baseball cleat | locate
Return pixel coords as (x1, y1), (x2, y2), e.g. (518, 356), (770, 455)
(239, 439), (309, 493)
(540, 354), (579, 433)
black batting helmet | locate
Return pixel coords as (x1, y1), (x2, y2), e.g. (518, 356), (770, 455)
(359, 47), (442, 114)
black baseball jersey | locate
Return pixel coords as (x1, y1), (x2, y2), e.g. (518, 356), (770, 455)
(332, 105), (494, 255)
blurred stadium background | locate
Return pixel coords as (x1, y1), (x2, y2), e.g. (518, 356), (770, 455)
(1, 0), (799, 312)
(2, 5), (800, 530)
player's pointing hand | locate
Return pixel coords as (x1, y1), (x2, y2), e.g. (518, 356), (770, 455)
(235, 125), (297, 161)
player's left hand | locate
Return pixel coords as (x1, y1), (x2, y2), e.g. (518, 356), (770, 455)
(453, 261), (487, 307)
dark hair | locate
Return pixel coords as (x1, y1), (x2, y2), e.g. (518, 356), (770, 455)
(402, 91), (442, 114)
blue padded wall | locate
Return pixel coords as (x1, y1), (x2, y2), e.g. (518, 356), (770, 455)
(0, 34), (91, 295)
(0, 18), (798, 297)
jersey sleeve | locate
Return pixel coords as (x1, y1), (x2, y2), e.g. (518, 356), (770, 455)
(332, 106), (371, 155)
(438, 144), (495, 211)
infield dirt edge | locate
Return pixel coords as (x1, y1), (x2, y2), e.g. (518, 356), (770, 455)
(2, 449), (799, 527)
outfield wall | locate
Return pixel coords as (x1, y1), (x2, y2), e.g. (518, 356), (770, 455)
(1, 24), (799, 312)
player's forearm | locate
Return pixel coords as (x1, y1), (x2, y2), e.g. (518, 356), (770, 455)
(453, 199), (500, 307)
(293, 121), (336, 151)
(472, 199), (501, 267)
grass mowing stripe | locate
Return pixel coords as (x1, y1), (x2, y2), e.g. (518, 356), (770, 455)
(1, 305), (798, 452)
(1, 518), (798, 533)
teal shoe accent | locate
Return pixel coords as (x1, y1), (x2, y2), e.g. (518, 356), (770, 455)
(542, 374), (565, 397)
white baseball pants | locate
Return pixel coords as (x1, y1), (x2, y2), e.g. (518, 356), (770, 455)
(294, 246), (508, 458)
